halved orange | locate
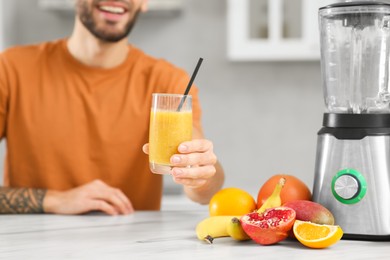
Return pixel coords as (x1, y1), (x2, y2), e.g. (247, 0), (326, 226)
(293, 220), (343, 249)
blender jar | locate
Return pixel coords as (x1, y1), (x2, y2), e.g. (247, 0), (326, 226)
(319, 2), (390, 114)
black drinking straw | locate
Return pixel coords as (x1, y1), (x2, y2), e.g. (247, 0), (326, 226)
(177, 57), (203, 111)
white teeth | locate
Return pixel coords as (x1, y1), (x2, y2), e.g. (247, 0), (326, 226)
(99, 6), (125, 14)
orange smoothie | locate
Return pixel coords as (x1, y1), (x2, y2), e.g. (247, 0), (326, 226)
(149, 110), (193, 167)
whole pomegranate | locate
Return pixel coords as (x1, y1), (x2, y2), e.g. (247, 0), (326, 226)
(240, 207), (296, 245)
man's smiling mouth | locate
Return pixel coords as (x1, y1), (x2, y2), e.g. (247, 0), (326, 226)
(98, 5), (126, 14)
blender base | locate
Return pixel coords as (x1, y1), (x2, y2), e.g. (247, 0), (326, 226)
(313, 114), (390, 240)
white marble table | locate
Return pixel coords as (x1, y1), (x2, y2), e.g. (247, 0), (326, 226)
(0, 209), (390, 260)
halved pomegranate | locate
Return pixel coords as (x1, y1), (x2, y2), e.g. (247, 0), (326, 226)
(240, 206), (296, 245)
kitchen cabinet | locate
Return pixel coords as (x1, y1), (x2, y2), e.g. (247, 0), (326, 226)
(227, 0), (336, 61)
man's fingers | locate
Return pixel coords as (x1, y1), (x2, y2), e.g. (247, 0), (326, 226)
(170, 151), (217, 167)
(142, 144), (149, 154)
(172, 165), (216, 179)
(87, 180), (133, 214)
(94, 188), (133, 215)
(178, 139), (213, 154)
(88, 200), (119, 216)
(46, 180), (135, 215)
(114, 188), (134, 213)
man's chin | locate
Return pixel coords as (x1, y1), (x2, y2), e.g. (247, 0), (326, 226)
(92, 28), (129, 42)
(101, 35), (129, 43)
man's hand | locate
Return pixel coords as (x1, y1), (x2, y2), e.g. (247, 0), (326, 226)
(43, 180), (134, 215)
(143, 139), (217, 187)
(143, 138), (224, 204)
(168, 139), (217, 188)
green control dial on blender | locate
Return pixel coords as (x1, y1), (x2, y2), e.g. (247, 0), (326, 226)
(331, 169), (367, 204)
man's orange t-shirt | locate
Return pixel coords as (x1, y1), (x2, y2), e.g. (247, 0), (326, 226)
(0, 39), (203, 210)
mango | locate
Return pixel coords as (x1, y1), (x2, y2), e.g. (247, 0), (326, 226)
(283, 200), (335, 225)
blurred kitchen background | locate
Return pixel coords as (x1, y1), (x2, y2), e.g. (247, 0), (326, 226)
(0, 0), (346, 207)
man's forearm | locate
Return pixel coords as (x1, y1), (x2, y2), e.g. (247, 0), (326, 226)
(0, 187), (47, 214)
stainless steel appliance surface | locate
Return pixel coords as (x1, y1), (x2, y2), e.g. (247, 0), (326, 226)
(313, 134), (390, 238)
(313, 1), (390, 240)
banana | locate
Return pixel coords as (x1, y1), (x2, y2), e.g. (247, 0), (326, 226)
(257, 177), (286, 213)
(196, 216), (235, 243)
(227, 217), (251, 241)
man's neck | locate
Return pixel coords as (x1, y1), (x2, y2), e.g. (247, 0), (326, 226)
(67, 20), (129, 69)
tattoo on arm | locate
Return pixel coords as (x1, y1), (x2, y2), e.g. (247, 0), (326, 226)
(0, 188), (47, 214)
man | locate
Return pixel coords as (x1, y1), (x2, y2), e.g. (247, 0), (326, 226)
(0, 0), (224, 215)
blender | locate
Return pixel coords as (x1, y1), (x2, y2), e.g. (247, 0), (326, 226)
(313, 1), (390, 240)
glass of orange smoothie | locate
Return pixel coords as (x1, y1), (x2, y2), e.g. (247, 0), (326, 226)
(149, 93), (193, 174)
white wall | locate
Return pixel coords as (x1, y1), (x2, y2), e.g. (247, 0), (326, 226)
(0, 0), (324, 198)
(0, 0), (3, 50)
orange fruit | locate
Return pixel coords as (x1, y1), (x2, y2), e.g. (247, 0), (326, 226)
(209, 187), (256, 216)
(257, 174), (312, 209)
(293, 220), (343, 249)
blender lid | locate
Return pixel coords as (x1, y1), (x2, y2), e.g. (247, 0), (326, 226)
(320, 1), (390, 10)
(319, 1), (390, 26)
